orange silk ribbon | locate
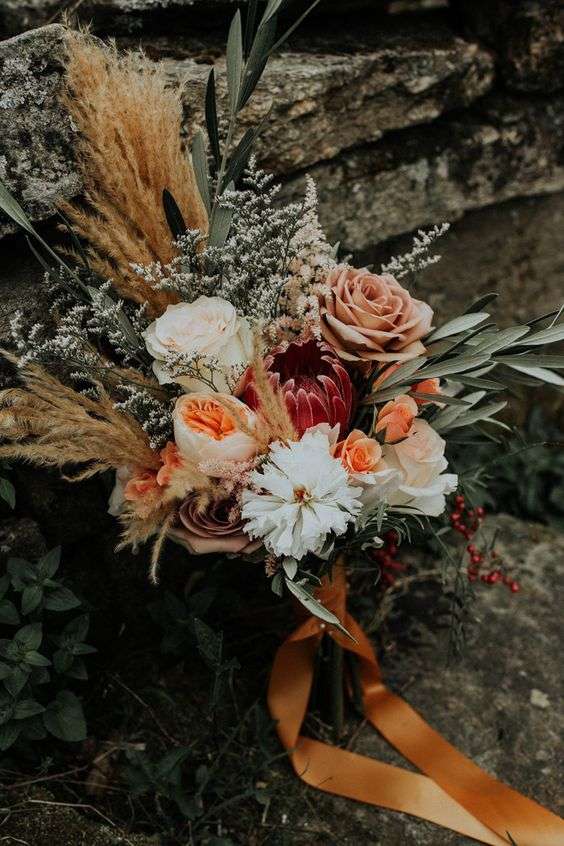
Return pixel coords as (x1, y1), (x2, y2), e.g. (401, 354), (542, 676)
(268, 563), (564, 846)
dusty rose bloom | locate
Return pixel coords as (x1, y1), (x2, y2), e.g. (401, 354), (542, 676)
(170, 494), (261, 555)
(411, 377), (441, 405)
(319, 266), (433, 363)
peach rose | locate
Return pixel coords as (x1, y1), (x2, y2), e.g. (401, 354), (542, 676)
(332, 429), (401, 512)
(320, 266), (433, 363)
(412, 378), (441, 406)
(173, 393), (257, 471)
(333, 429), (384, 474)
(375, 395), (418, 443)
(383, 419), (458, 517)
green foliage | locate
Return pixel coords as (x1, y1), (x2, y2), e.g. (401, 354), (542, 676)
(456, 407), (564, 529)
(0, 547), (95, 751)
(123, 610), (277, 841)
(0, 475), (15, 510)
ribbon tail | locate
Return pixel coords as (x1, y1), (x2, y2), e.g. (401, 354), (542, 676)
(269, 614), (564, 846)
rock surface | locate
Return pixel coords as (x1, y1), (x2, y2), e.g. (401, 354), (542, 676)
(0, 21), (494, 235)
(0, 25), (79, 238)
(283, 93), (564, 250)
(455, 0), (564, 93)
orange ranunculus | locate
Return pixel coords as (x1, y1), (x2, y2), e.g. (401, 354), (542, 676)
(156, 441), (184, 486)
(180, 398), (237, 440)
(375, 394), (418, 444)
(333, 429), (383, 474)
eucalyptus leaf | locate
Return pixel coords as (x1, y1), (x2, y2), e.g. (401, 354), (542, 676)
(208, 181), (235, 247)
(226, 10), (244, 115)
(522, 323), (564, 346)
(191, 130), (211, 216)
(411, 354), (491, 381)
(504, 364), (564, 386)
(205, 68), (221, 166)
(409, 392), (469, 406)
(463, 292), (498, 314)
(284, 578), (354, 640)
(162, 188), (187, 240)
(496, 354), (564, 369)
(444, 400), (508, 431)
(426, 312), (490, 343)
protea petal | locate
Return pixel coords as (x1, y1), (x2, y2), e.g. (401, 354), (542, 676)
(243, 338), (354, 437)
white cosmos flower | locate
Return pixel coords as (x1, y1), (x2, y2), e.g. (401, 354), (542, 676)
(143, 296), (253, 392)
(383, 418), (458, 517)
(241, 430), (362, 560)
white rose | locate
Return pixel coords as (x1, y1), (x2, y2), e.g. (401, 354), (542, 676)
(143, 296), (253, 393)
(383, 419), (458, 517)
(173, 393), (257, 473)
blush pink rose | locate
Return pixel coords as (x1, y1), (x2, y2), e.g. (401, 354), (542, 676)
(169, 494), (261, 555)
(319, 266), (433, 363)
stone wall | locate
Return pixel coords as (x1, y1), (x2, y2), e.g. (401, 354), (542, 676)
(0, 0), (563, 326)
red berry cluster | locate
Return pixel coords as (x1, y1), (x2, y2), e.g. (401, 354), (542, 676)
(450, 495), (520, 592)
(373, 530), (406, 587)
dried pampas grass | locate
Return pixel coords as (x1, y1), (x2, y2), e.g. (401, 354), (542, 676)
(61, 34), (208, 314)
(0, 352), (160, 478)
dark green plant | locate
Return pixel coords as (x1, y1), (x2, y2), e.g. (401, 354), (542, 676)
(0, 547), (96, 751)
(0, 465), (15, 510)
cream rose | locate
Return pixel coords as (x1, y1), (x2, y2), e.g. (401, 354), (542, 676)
(173, 393), (258, 471)
(383, 419), (457, 517)
(319, 266), (433, 363)
(143, 296), (253, 392)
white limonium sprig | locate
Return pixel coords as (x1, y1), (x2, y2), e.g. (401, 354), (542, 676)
(241, 429), (362, 560)
(382, 223), (450, 279)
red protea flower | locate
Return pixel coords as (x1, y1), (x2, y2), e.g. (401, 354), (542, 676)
(242, 338), (354, 437)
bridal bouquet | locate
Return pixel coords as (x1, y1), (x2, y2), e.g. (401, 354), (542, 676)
(1, 5), (563, 842)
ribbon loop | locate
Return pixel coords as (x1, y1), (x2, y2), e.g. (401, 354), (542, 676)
(268, 561), (564, 846)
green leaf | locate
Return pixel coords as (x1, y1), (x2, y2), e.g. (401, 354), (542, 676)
(0, 600), (20, 626)
(162, 188), (187, 240)
(426, 313), (490, 342)
(14, 699), (45, 720)
(8, 557), (36, 583)
(444, 400), (508, 431)
(497, 354), (564, 369)
(208, 181), (234, 248)
(284, 578), (355, 640)
(0, 178), (35, 234)
(5, 666), (30, 697)
(409, 392), (469, 406)
(504, 364), (564, 386)
(226, 10), (244, 115)
(43, 691), (87, 742)
(238, 13), (277, 109)
(205, 68), (221, 167)
(193, 618), (223, 668)
(15, 623), (42, 652)
(44, 587), (80, 612)
(0, 477), (15, 509)
(155, 748), (190, 781)
(411, 354), (492, 381)
(470, 326), (530, 354)
(432, 391), (486, 432)
(523, 323), (564, 346)
(25, 651), (51, 668)
(0, 722), (21, 751)
(191, 130), (211, 216)
(0, 663), (11, 681)
(22, 585), (43, 615)
(62, 614), (90, 643)
(463, 292), (498, 314)
(37, 547), (61, 580)
(54, 650), (74, 674)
